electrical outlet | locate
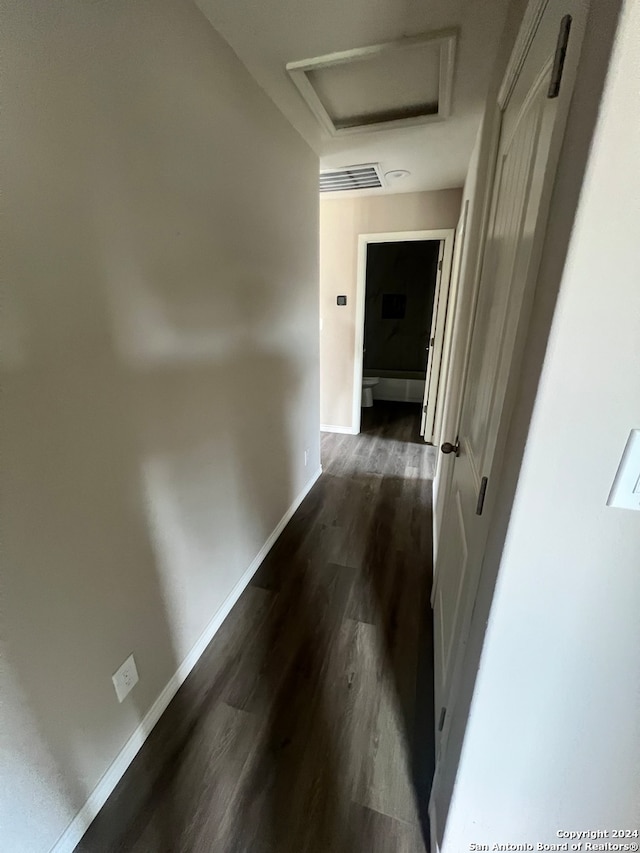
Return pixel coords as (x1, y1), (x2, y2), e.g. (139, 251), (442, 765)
(112, 653), (139, 703)
(304, 449), (309, 467)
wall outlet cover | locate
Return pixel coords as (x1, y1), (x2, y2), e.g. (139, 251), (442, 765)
(112, 654), (139, 703)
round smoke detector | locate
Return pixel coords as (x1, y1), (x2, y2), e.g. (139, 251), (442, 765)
(384, 169), (411, 180)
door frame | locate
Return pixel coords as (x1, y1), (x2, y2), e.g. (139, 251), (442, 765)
(352, 229), (455, 435)
(431, 202), (469, 452)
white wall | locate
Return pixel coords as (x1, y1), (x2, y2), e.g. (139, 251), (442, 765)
(0, 1), (319, 850)
(319, 190), (462, 431)
(441, 0), (640, 846)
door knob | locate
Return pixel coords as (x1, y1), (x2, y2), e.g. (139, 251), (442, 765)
(441, 441), (460, 456)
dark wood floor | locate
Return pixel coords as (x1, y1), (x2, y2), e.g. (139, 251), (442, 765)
(78, 401), (437, 853)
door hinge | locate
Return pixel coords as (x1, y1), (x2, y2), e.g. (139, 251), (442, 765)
(548, 15), (572, 98)
(423, 404), (428, 414)
(476, 476), (489, 516)
(438, 706), (447, 732)
(438, 259), (443, 271)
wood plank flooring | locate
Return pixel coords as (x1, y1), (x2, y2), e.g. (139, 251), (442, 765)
(78, 401), (437, 853)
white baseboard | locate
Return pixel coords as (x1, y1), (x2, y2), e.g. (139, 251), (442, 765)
(50, 466), (323, 853)
(320, 423), (358, 435)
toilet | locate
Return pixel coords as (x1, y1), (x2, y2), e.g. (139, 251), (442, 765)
(361, 376), (379, 408)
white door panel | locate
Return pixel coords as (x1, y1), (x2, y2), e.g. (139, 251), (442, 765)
(431, 0), (586, 776)
(433, 486), (470, 761)
(466, 69), (549, 479)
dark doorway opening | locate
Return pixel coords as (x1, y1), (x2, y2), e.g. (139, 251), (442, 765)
(363, 240), (440, 376)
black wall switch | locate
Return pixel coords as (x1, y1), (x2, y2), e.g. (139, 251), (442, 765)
(337, 295), (347, 306)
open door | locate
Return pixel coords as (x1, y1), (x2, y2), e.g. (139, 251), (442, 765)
(421, 236), (454, 442)
(430, 0), (586, 833)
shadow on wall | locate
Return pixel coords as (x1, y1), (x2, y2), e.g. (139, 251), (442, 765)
(2, 0), (317, 850)
(3, 0), (434, 849)
(5, 160), (434, 853)
(3, 143), (301, 852)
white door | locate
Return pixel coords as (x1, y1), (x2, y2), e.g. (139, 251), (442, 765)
(432, 0), (584, 762)
(421, 236), (454, 443)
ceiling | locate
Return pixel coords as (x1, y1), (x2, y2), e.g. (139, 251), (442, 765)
(195, 0), (510, 195)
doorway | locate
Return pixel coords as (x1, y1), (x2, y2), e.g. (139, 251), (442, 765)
(353, 229), (455, 440)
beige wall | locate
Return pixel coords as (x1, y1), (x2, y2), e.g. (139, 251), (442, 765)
(1, 1), (319, 850)
(319, 190), (462, 430)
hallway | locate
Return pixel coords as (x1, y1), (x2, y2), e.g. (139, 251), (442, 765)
(79, 403), (437, 853)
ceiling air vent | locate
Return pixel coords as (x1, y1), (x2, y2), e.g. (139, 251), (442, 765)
(320, 164), (384, 193)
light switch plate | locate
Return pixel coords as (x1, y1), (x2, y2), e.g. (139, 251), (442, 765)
(607, 429), (640, 511)
(112, 654), (139, 702)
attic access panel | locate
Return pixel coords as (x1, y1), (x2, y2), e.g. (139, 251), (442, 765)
(286, 30), (456, 137)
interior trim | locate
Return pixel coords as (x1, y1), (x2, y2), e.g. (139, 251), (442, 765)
(498, 0), (549, 109)
(320, 424), (359, 435)
(286, 29), (457, 137)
